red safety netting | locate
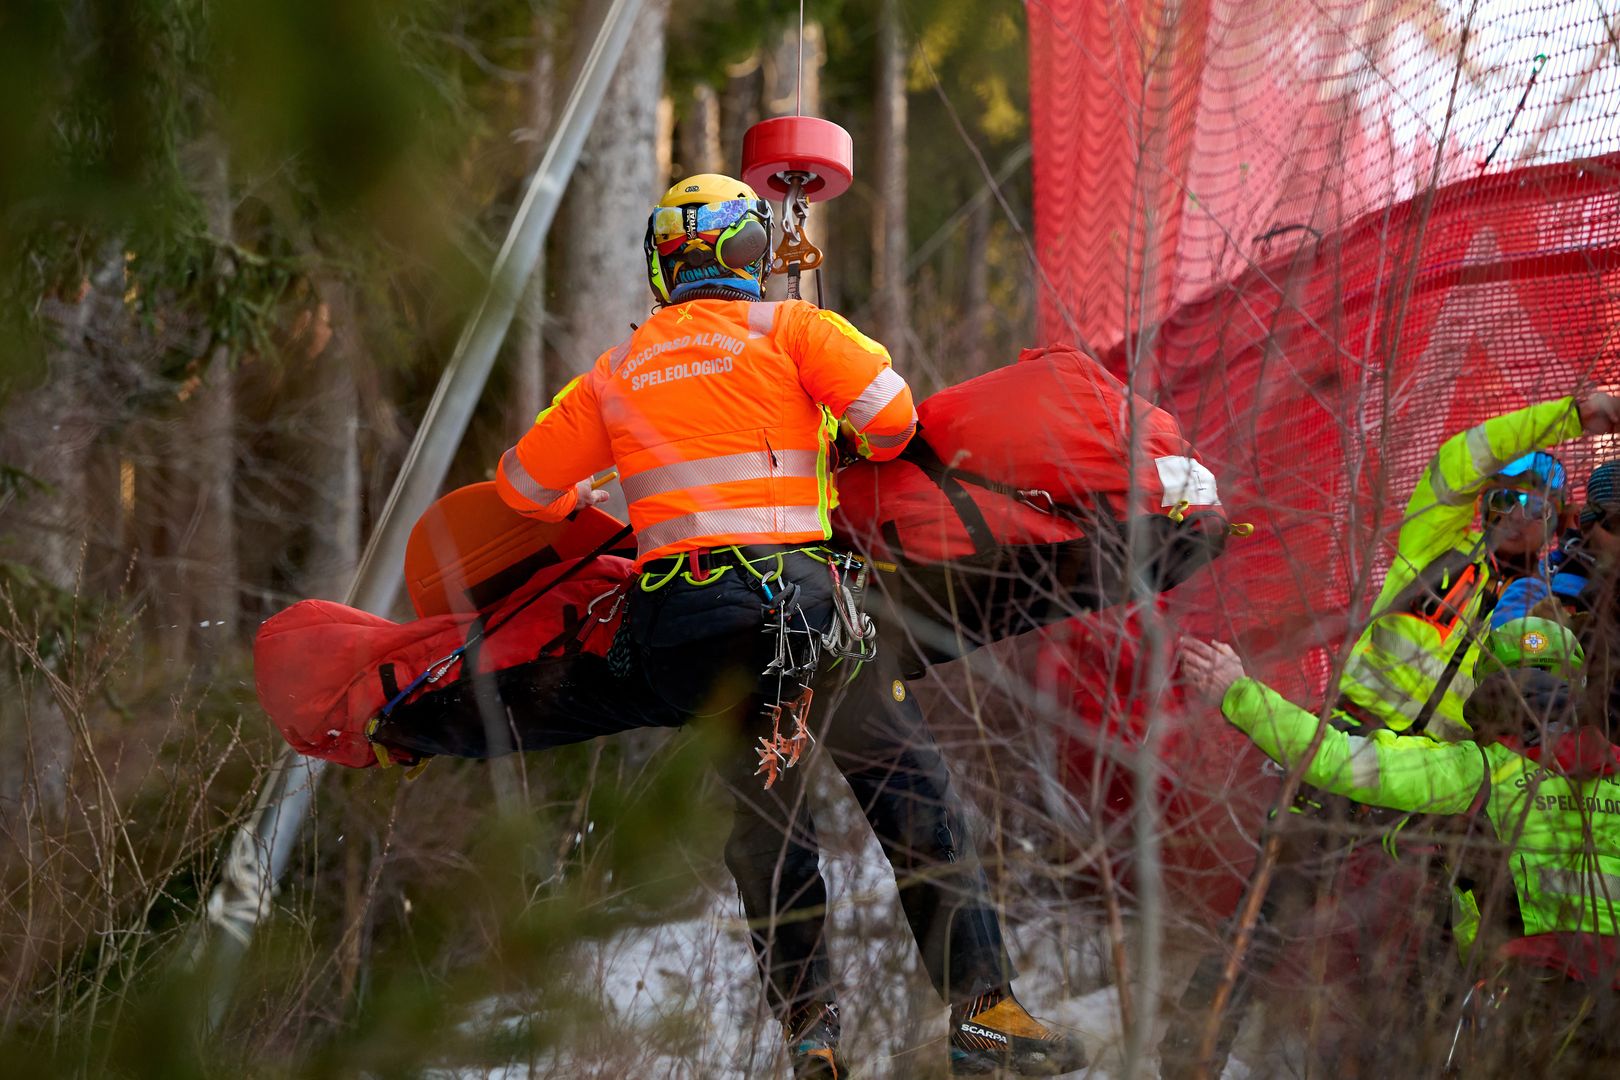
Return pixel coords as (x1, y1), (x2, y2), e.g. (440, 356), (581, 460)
(1028, 0), (1620, 358)
(1023, 0), (1620, 922)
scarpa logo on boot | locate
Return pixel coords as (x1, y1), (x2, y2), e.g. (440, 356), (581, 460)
(960, 1023), (1009, 1044)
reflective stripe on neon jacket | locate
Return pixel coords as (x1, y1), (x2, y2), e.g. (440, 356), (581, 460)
(1224, 676), (1620, 956)
(495, 299), (916, 567)
(1337, 398), (1583, 741)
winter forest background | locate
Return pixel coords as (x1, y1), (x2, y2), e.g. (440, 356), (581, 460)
(0, 1), (1060, 1076)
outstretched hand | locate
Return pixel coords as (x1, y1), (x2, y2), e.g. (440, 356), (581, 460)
(1578, 391), (1620, 436)
(1178, 638), (1247, 702)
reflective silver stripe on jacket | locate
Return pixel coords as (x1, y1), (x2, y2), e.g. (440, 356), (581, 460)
(846, 368), (907, 429)
(620, 449), (821, 505)
(1464, 424), (1505, 478)
(747, 301), (781, 338)
(1428, 424), (1507, 507)
(1344, 735), (1382, 790)
(637, 504), (826, 556)
(500, 448), (568, 507)
(864, 420), (917, 450)
(1341, 667), (1483, 735)
(1539, 867), (1620, 898)
(1339, 668), (1429, 724)
(1354, 624), (1458, 683)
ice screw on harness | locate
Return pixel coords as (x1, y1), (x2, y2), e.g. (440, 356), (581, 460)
(755, 575), (824, 789)
(755, 688), (815, 790)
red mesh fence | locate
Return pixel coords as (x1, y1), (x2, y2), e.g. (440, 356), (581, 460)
(1024, 0), (1620, 921)
(1029, 0), (1620, 356)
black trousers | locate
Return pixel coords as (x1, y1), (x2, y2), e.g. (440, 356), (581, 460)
(629, 548), (1013, 1018)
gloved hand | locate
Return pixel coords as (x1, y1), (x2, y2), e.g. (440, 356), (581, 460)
(574, 477), (612, 509)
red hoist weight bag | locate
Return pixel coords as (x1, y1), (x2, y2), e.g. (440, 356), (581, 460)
(831, 344), (1233, 673)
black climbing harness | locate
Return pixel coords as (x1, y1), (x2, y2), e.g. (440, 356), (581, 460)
(752, 547), (879, 789)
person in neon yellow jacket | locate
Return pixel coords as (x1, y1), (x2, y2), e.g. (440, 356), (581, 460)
(1335, 393), (1620, 743)
(1162, 398), (1620, 1080)
(1182, 631), (1620, 1069)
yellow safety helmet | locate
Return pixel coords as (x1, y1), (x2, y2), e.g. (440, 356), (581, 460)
(644, 174), (774, 303)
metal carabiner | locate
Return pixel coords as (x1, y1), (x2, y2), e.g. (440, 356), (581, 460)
(759, 553), (786, 592)
(1017, 488), (1056, 515)
(586, 585), (626, 624)
(425, 650), (466, 683)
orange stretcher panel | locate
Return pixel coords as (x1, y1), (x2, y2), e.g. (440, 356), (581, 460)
(404, 481), (628, 618)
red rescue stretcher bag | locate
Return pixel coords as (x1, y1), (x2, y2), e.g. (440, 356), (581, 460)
(832, 343), (1232, 674)
(253, 555), (678, 767)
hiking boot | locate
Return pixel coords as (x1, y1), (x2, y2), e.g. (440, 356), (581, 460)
(949, 987), (1087, 1076)
(786, 1002), (848, 1079)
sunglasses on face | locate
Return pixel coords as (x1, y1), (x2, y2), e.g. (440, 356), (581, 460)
(1484, 489), (1559, 518)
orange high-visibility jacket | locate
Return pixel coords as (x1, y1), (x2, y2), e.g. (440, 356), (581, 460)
(496, 298), (917, 566)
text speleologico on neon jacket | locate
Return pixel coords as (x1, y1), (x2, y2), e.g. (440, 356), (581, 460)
(496, 298), (917, 567)
(1225, 676), (1620, 957)
(1337, 397), (1584, 741)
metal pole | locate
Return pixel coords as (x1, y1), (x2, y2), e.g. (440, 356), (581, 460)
(194, 0), (646, 1025)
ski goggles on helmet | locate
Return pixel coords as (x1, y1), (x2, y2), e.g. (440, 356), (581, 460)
(649, 198), (771, 256)
(1484, 451), (1568, 516)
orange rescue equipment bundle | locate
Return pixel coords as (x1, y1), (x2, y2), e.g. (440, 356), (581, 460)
(255, 554), (640, 768)
(833, 343), (1225, 562)
(254, 343), (1235, 768)
(830, 343), (1231, 672)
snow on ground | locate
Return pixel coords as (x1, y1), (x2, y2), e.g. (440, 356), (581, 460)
(449, 772), (1253, 1078)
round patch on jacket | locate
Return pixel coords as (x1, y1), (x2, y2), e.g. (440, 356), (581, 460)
(1521, 630), (1548, 655)
(891, 680), (906, 702)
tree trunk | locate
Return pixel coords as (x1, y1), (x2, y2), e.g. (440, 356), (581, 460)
(552, 0), (672, 378)
(872, 0), (909, 363)
(763, 19), (821, 117)
(296, 280), (362, 602)
(0, 247), (122, 844)
(656, 95), (675, 188)
(166, 143), (240, 669)
(176, 358), (239, 661)
(719, 57), (762, 177)
(512, 8), (556, 432)
(677, 83), (722, 177)
(960, 196), (991, 374)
